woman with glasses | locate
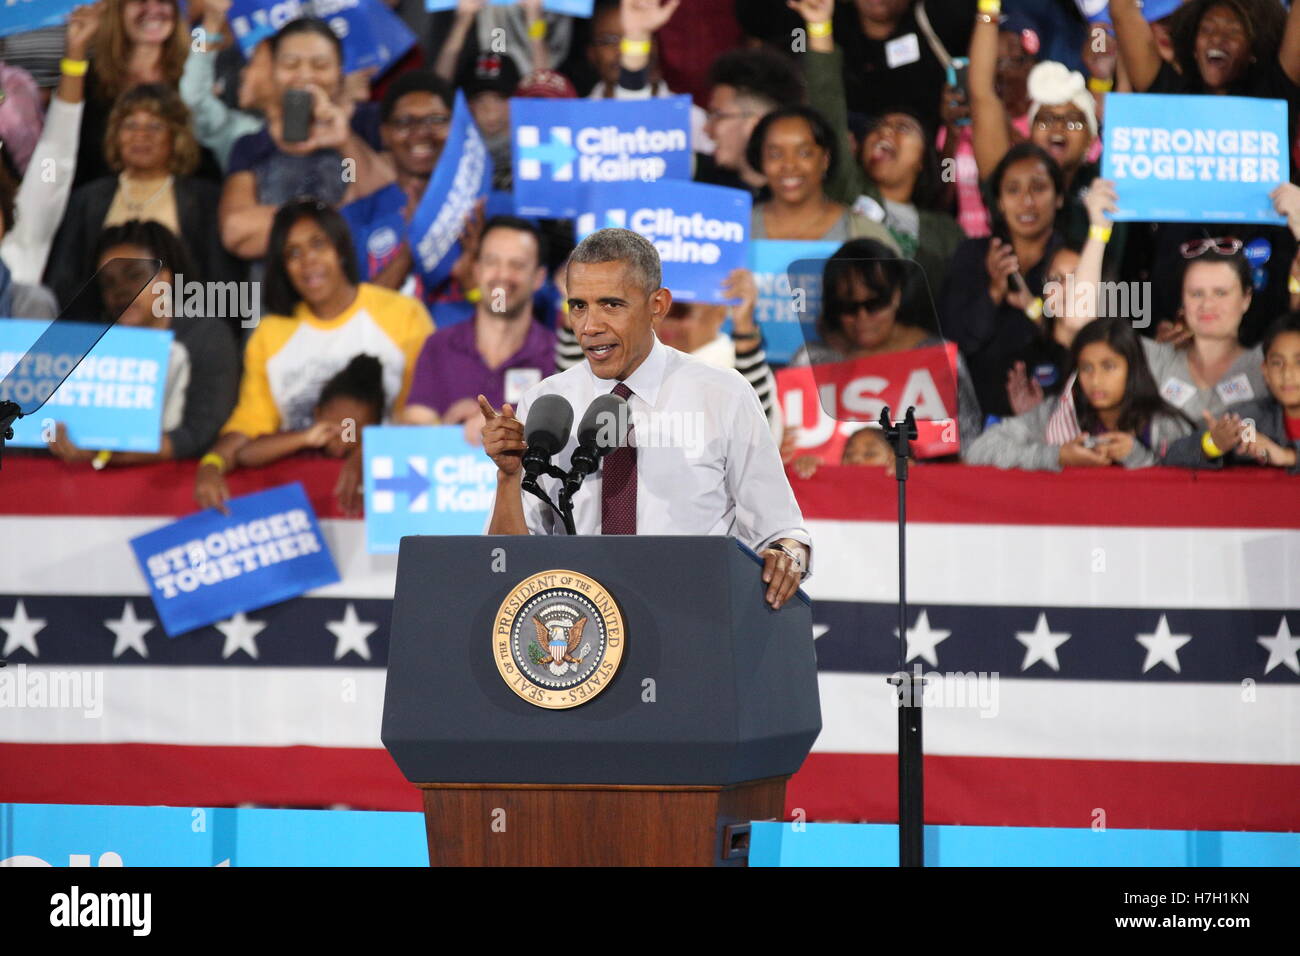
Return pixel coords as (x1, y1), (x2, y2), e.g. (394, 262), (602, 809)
(341, 71), (454, 303)
(1140, 237), (1269, 423)
(793, 0), (963, 290)
(194, 198), (434, 516)
(745, 106), (899, 250)
(44, 83), (242, 315)
(789, 238), (982, 446)
(940, 142), (1066, 420)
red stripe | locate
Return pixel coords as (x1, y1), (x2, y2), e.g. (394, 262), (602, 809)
(792, 463), (1300, 529)
(4, 457), (1296, 529)
(0, 743), (421, 812)
(2, 744), (1295, 831)
(786, 753), (1300, 832)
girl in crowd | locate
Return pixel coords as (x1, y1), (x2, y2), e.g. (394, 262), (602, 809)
(788, 238), (983, 445)
(194, 199), (433, 515)
(745, 106), (899, 250)
(219, 18), (392, 262)
(47, 219), (240, 465)
(234, 354), (386, 467)
(77, 0), (206, 188)
(964, 316), (1193, 470)
(791, 0), (962, 288)
(1163, 313), (1300, 472)
(940, 142), (1064, 419)
(45, 83), (240, 312)
(1142, 239), (1269, 422)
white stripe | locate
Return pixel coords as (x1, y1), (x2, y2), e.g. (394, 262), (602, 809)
(2, 516), (1296, 610)
(0, 517), (398, 599)
(803, 520), (1300, 610)
(813, 672), (1300, 765)
(1, 665), (1295, 765)
(0, 666), (385, 748)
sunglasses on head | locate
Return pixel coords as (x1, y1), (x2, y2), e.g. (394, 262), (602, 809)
(1180, 237), (1243, 258)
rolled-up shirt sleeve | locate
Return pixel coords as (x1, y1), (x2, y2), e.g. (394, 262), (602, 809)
(722, 374), (814, 576)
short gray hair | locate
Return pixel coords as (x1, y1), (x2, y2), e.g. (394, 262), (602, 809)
(567, 228), (662, 294)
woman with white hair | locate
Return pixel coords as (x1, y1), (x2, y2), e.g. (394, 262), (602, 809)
(968, 4), (1108, 261)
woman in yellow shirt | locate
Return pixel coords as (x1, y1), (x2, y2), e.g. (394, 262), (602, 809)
(194, 198), (434, 514)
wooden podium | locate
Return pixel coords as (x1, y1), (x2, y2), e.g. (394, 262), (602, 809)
(382, 536), (821, 867)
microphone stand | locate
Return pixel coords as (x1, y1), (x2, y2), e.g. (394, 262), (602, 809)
(0, 400), (16, 666)
(522, 464), (575, 536)
(881, 405), (924, 868)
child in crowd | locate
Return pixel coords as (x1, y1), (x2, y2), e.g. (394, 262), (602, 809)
(225, 354), (385, 468)
(791, 425), (895, 479)
(1162, 314), (1300, 473)
(964, 316), (1193, 470)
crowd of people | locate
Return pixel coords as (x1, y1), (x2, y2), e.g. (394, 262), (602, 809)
(1, 0), (1297, 516)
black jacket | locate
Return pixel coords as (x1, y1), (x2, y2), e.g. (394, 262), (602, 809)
(44, 175), (246, 315)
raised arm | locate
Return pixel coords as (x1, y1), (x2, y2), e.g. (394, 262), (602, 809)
(1281, 0), (1300, 86)
(434, 0), (484, 83)
(790, 0), (864, 205)
(1109, 0), (1163, 93)
(969, 4), (1011, 181)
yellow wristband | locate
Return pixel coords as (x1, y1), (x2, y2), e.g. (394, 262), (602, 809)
(200, 452), (227, 472)
(60, 58), (89, 77)
(1202, 431), (1226, 458)
(977, 0), (1002, 14)
(1026, 297), (1044, 322)
(465, 286), (482, 304)
(619, 38), (651, 57)
(1087, 76), (1114, 93)
(808, 20), (832, 38)
(1088, 224), (1112, 244)
(92, 450), (113, 471)
(1289, 275), (1300, 295)
(528, 18), (547, 40)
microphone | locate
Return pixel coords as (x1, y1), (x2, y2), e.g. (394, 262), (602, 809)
(521, 393), (575, 482)
(563, 393), (629, 498)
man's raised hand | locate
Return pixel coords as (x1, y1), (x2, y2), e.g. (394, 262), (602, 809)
(479, 395), (526, 476)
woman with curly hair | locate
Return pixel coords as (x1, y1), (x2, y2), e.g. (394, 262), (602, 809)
(45, 83), (243, 313)
(73, 0), (210, 188)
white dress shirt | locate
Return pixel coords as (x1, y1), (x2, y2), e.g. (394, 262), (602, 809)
(493, 335), (811, 565)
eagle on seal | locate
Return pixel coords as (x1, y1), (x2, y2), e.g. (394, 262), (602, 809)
(533, 615), (587, 666)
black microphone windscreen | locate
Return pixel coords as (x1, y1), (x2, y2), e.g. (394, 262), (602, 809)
(523, 394), (574, 456)
(576, 393), (629, 451)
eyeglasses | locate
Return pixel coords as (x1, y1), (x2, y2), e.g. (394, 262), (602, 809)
(706, 108), (755, 123)
(867, 116), (923, 137)
(840, 296), (892, 316)
(1180, 237), (1243, 258)
(1034, 114), (1087, 132)
(387, 114), (451, 133)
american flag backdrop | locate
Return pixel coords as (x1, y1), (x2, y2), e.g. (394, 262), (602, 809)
(0, 457), (1296, 831)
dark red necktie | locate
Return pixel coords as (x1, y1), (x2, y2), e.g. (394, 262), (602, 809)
(601, 382), (636, 534)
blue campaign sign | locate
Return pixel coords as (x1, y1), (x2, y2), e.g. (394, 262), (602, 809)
(363, 425), (497, 553)
(1102, 93), (1289, 224)
(0, 320), (173, 452)
(576, 180), (751, 304)
(129, 483), (340, 637)
(408, 90), (491, 293)
(230, 0), (415, 74)
(746, 240), (841, 365)
(425, 0), (592, 13)
(512, 96), (692, 219)
(0, 0), (79, 38)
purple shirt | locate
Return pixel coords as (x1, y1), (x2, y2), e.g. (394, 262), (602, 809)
(407, 318), (556, 417)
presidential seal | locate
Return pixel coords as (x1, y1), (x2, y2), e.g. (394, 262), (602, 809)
(493, 569), (625, 709)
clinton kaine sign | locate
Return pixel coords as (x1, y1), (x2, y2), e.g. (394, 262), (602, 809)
(512, 96), (692, 219)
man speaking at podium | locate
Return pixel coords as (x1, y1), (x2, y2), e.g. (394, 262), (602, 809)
(479, 228), (811, 610)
